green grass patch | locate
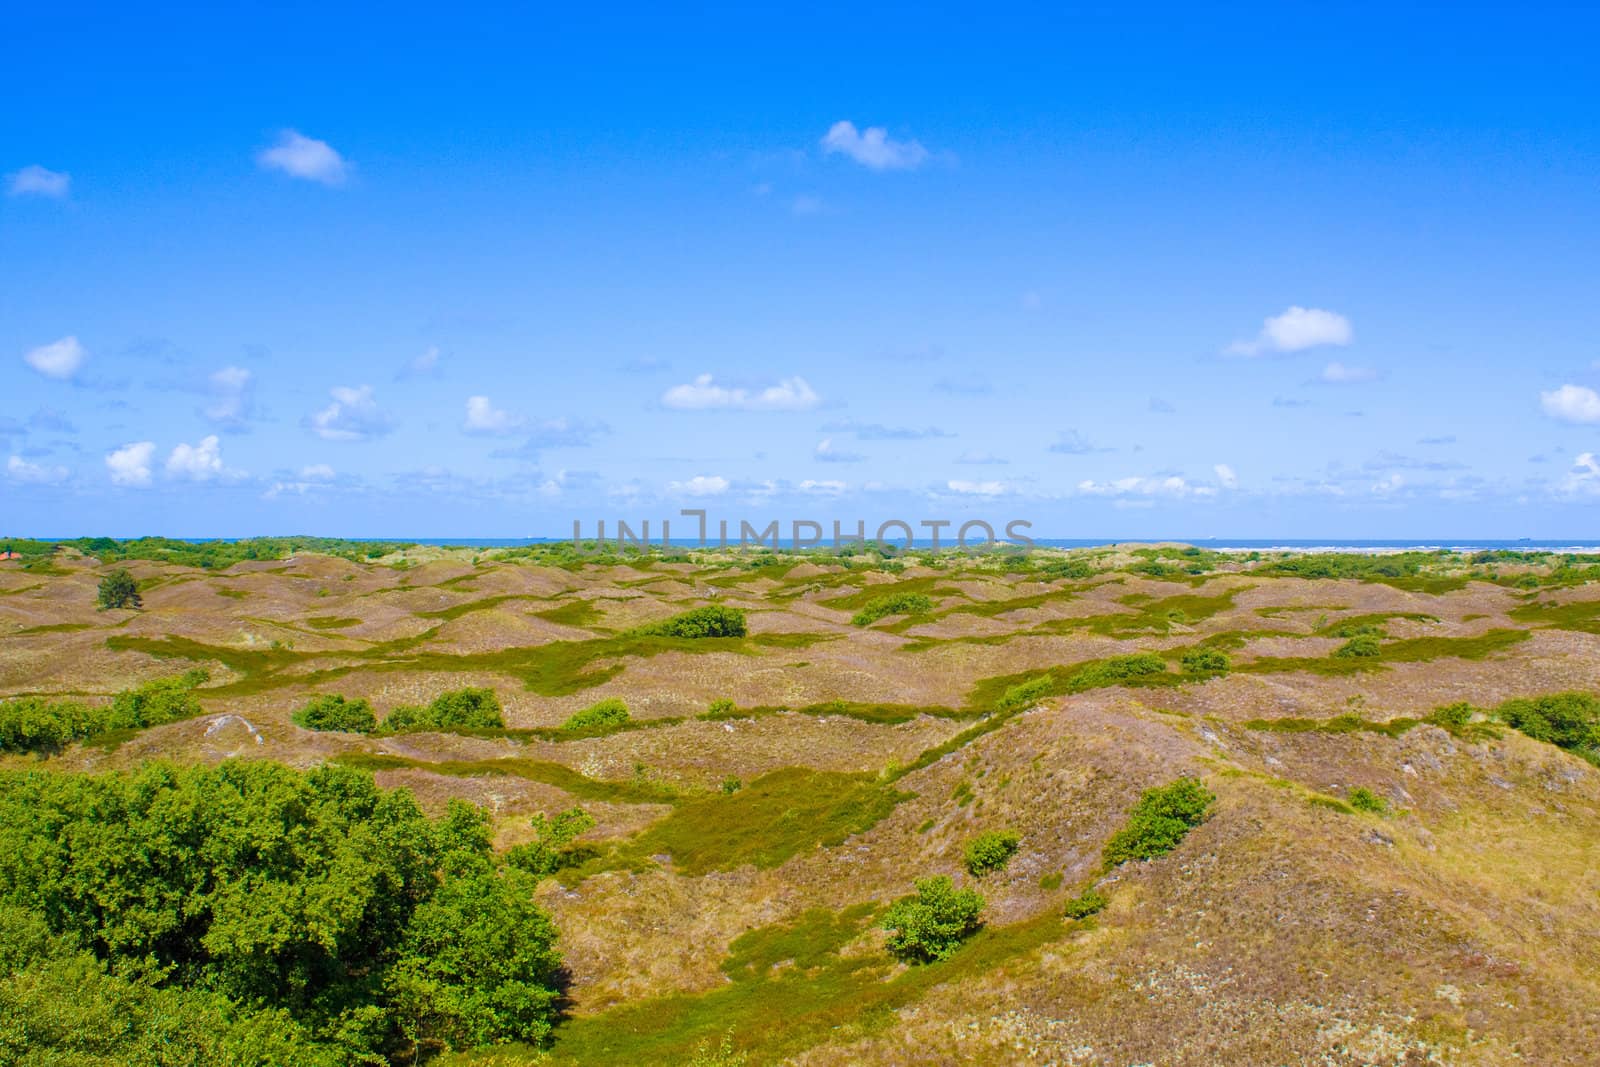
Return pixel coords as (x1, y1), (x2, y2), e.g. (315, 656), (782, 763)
(629, 768), (911, 876)
(851, 593), (935, 627)
(330, 752), (681, 805)
(303, 616), (361, 630)
(533, 600), (604, 628)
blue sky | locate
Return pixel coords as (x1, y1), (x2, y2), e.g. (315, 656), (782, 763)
(4, 4), (1599, 538)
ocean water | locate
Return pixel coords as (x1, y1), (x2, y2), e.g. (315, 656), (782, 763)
(394, 537), (1600, 554)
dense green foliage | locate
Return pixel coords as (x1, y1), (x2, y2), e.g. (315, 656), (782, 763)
(851, 593), (936, 626)
(880, 876), (985, 963)
(632, 606), (748, 638)
(1497, 692), (1600, 762)
(293, 694), (378, 733)
(95, 568), (141, 609)
(1102, 777), (1215, 866)
(380, 687), (505, 733)
(1180, 648), (1230, 674)
(0, 697), (98, 753)
(1333, 634), (1382, 658)
(0, 670), (209, 753)
(561, 697), (632, 735)
(962, 830), (1021, 877)
(0, 762), (563, 1060)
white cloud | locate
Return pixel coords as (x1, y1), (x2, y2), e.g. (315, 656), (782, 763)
(814, 438), (863, 463)
(1319, 361), (1378, 384)
(1076, 475), (1210, 499)
(799, 479), (846, 495)
(661, 374), (820, 412)
(23, 336), (86, 379)
(7, 165), (70, 198)
(309, 385), (392, 441)
(257, 129), (349, 185)
(1048, 430), (1097, 455)
(1228, 306), (1353, 356)
(1372, 473), (1404, 496)
(820, 121), (929, 171)
(205, 366), (254, 424)
(264, 464), (337, 499)
(7, 455), (68, 484)
(165, 435), (228, 481)
(1541, 384), (1600, 424)
(300, 463), (335, 480)
(667, 474), (730, 496)
(947, 479), (1007, 496)
(1214, 463), (1238, 489)
(463, 395), (524, 435)
(398, 345), (440, 379)
(1562, 452), (1600, 496)
(106, 441), (155, 487)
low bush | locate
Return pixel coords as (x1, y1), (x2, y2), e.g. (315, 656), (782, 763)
(880, 875), (985, 963)
(505, 807), (596, 877)
(1333, 634), (1382, 658)
(562, 697), (631, 734)
(1062, 888), (1107, 919)
(1181, 648), (1230, 674)
(1071, 653), (1168, 690)
(1103, 777), (1215, 867)
(1429, 701), (1476, 728)
(633, 606), (747, 638)
(0, 697), (98, 753)
(380, 687), (504, 734)
(1036, 558), (1093, 580)
(963, 829), (1021, 877)
(291, 694), (376, 733)
(1497, 692), (1600, 762)
(852, 593), (935, 626)
(96, 568), (141, 610)
(107, 669), (210, 730)
(1347, 787), (1389, 814)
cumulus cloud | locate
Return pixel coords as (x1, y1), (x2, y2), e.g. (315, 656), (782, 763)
(814, 438), (863, 463)
(820, 121), (929, 171)
(165, 436), (231, 481)
(257, 129), (350, 185)
(661, 374), (820, 412)
(1562, 452), (1600, 496)
(106, 441), (155, 486)
(309, 385), (392, 441)
(1228, 306), (1353, 356)
(947, 479), (1007, 496)
(7, 165), (70, 198)
(1541, 384), (1600, 424)
(23, 336), (86, 379)
(204, 366), (255, 426)
(463, 395), (524, 435)
(1319, 361), (1378, 384)
(7, 455), (68, 484)
(1214, 463), (1238, 489)
(667, 474), (730, 496)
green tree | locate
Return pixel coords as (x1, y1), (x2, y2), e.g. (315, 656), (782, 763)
(505, 808), (596, 877)
(880, 876), (984, 963)
(96, 568), (141, 609)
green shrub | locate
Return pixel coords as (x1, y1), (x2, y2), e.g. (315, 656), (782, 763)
(1347, 787), (1389, 814)
(1062, 888), (1107, 919)
(107, 669), (209, 730)
(562, 697), (631, 734)
(1181, 648), (1230, 674)
(96, 568), (141, 610)
(1498, 692), (1600, 761)
(291, 694), (376, 733)
(633, 605), (747, 638)
(852, 593), (935, 626)
(379, 687), (504, 734)
(504, 807), (596, 877)
(1070, 653), (1169, 690)
(705, 698), (738, 718)
(1103, 777), (1215, 866)
(0, 697), (100, 753)
(1333, 634), (1382, 658)
(720, 776), (742, 795)
(880, 875), (985, 963)
(963, 829), (1021, 877)
(1428, 701), (1476, 728)
(1037, 558), (1093, 580)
